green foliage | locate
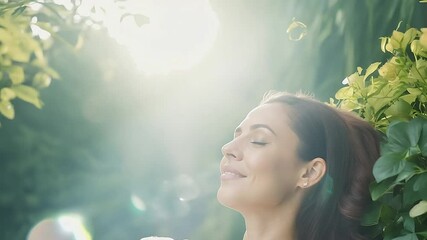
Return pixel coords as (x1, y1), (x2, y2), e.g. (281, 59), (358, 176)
(0, 1), (64, 125)
(0, 1), (148, 126)
(334, 26), (427, 239)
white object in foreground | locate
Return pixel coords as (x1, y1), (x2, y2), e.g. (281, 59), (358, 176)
(140, 237), (174, 240)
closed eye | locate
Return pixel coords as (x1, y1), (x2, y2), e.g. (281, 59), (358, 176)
(251, 141), (268, 146)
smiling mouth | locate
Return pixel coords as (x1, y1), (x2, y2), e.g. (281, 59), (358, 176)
(220, 171), (247, 180)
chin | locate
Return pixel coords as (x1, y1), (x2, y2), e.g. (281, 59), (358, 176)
(217, 186), (241, 210)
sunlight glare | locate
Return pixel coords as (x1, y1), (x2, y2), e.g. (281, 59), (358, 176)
(50, 0), (219, 74)
(106, 0), (219, 74)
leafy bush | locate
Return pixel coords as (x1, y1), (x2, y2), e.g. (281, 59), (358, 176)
(333, 26), (427, 239)
(0, 3), (62, 124)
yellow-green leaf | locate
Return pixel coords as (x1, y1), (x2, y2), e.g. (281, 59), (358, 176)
(8, 66), (25, 84)
(8, 45), (31, 62)
(410, 65), (427, 80)
(390, 30), (404, 49)
(385, 99), (412, 117)
(364, 62), (381, 81)
(0, 87), (16, 101)
(33, 72), (51, 88)
(11, 85), (43, 108)
(420, 28), (427, 49)
(340, 100), (359, 111)
(335, 86), (353, 99)
(348, 72), (364, 89)
(380, 37), (388, 53)
(0, 28), (13, 43)
(402, 28), (418, 49)
(0, 100), (15, 119)
(407, 88), (422, 95)
(411, 40), (427, 58)
(45, 67), (60, 79)
(400, 94), (417, 105)
(409, 200), (427, 218)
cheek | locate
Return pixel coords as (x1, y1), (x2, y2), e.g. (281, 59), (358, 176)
(250, 149), (297, 181)
(249, 152), (299, 199)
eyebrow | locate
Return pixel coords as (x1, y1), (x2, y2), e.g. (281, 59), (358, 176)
(235, 124), (277, 136)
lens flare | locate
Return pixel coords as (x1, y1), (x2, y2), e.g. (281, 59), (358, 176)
(27, 214), (92, 240)
(131, 194), (147, 212)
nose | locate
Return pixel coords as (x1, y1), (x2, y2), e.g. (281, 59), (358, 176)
(221, 140), (242, 161)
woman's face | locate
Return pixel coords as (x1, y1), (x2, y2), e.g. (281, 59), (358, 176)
(217, 103), (305, 211)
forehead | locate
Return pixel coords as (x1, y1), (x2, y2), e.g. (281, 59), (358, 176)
(241, 103), (292, 129)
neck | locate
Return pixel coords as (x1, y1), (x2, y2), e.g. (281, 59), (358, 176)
(241, 204), (298, 240)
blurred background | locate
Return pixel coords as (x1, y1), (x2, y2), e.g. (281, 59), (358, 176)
(0, 0), (426, 239)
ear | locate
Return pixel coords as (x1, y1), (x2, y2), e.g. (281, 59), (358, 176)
(297, 158), (327, 189)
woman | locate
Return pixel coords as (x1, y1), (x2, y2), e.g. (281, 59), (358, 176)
(217, 92), (381, 240)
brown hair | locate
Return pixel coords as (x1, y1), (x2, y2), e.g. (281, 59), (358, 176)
(261, 92), (381, 240)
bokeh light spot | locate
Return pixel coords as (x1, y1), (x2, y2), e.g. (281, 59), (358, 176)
(27, 214), (92, 240)
(286, 18), (308, 41)
(175, 174), (200, 202)
(131, 194), (147, 212)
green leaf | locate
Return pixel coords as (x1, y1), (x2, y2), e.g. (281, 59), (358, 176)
(387, 119), (423, 153)
(373, 152), (406, 182)
(413, 173), (427, 191)
(8, 66), (25, 84)
(391, 233), (418, 240)
(0, 100), (14, 119)
(409, 200), (427, 218)
(395, 162), (417, 182)
(361, 201), (382, 226)
(420, 119), (427, 156)
(11, 85), (43, 109)
(404, 176), (422, 207)
(370, 178), (395, 201)
(404, 215), (415, 232)
(11, 6), (26, 16)
(416, 232), (427, 238)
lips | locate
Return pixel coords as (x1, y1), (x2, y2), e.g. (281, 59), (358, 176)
(220, 165), (247, 180)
